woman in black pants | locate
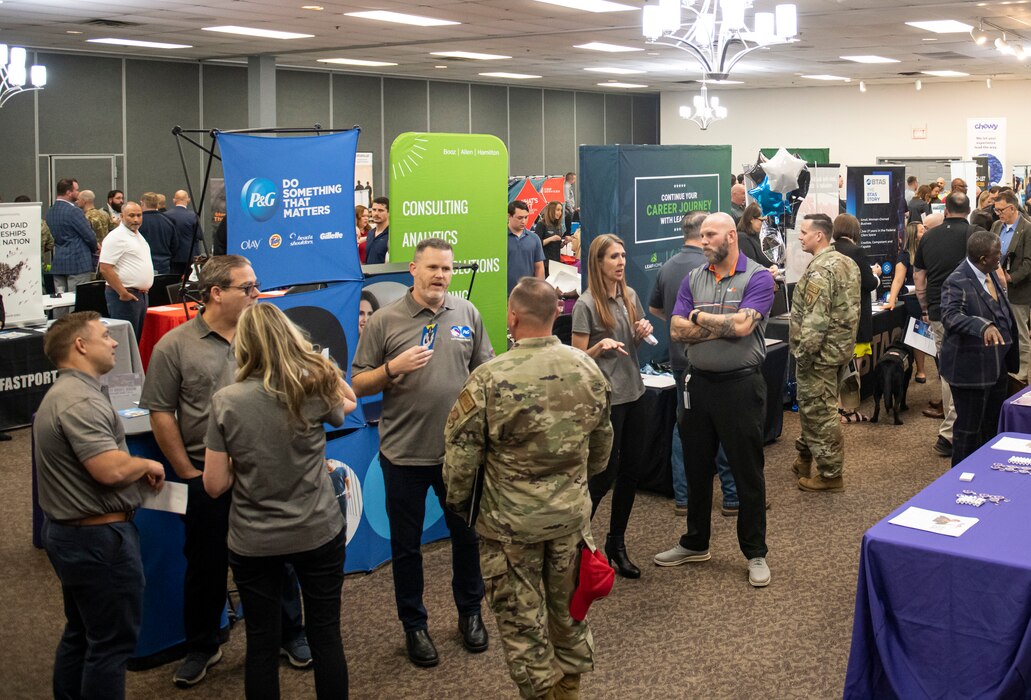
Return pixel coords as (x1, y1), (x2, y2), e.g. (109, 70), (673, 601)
(572, 234), (653, 578)
(204, 303), (357, 699)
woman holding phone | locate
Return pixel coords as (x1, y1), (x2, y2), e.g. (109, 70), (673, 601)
(204, 303), (357, 699)
(571, 233), (653, 578)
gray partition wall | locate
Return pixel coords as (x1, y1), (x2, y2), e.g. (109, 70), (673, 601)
(0, 51), (659, 217)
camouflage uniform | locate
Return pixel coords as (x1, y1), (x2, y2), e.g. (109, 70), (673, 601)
(443, 335), (613, 700)
(41, 220), (54, 266)
(789, 246), (860, 478)
(85, 208), (114, 247)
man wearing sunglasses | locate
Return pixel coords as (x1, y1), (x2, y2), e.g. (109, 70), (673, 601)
(141, 256), (311, 687)
(993, 189), (1031, 387)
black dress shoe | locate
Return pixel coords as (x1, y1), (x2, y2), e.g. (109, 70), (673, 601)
(405, 629), (439, 667)
(458, 613), (489, 653)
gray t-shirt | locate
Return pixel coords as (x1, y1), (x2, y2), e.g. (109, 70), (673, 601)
(572, 288), (646, 405)
(206, 378), (345, 557)
(140, 313), (235, 465)
(352, 290), (493, 465)
(34, 369), (142, 521)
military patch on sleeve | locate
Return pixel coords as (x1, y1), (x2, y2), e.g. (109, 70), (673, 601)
(803, 280), (825, 309)
(448, 406), (460, 424)
(457, 388), (477, 415)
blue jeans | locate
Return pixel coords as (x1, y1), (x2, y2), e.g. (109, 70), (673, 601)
(104, 287), (148, 341)
(44, 519), (144, 700)
(672, 370), (738, 508)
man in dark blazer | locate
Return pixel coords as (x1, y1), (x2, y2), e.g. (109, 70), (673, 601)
(939, 230), (1019, 467)
(139, 192), (177, 274)
(992, 189), (1031, 387)
(46, 178), (98, 295)
(164, 190), (204, 277)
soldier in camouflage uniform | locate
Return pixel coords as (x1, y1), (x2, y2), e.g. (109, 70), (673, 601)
(790, 213), (860, 492)
(78, 190), (115, 248)
(444, 278), (613, 700)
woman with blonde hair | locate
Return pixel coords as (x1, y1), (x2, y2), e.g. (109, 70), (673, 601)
(571, 234), (653, 578)
(204, 302), (356, 699)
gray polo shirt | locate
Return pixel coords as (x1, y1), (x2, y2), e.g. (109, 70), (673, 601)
(571, 288), (645, 405)
(34, 369), (142, 521)
(352, 290), (493, 465)
(206, 378), (345, 557)
(140, 313), (235, 465)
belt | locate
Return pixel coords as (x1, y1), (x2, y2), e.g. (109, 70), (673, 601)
(105, 286), (148, 294)
(692, 365), (761, 382)
(57, 511), (134, 527)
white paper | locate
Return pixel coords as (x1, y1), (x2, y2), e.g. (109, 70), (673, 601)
(1010, 391), (1031, 407)
(641, 373), (676, 389)
(888, 506), (979, 537)
(991, 436), (1031, 454)
(139, 481), (188, 515)
(546, 260), (581, 294)
(904, 317), (938, 357)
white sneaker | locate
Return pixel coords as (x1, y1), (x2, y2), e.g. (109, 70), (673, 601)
(653, 545), (711, 567)
(748, 557), (771, 587)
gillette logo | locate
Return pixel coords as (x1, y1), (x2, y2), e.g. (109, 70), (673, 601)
(241, 177), (278, 222)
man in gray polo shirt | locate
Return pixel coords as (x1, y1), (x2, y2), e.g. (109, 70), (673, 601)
(35, 311), (165, 699)
(352, 236), (494, 668)
(140, 255), (308, 687)
(507, 199), (545, 293)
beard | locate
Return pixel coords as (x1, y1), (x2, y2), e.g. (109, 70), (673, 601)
(703, 238), (730, 265)
(110, 201), (122, 213)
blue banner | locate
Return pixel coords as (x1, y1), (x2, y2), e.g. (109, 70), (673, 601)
(219, 130), (362, 289)
(263, 282), (365, 429)
(325, 426), (450, 573)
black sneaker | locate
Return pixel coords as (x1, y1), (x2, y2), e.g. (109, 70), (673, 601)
(173, 648), (223, 688)
(281, 635), (313, 669)
(933, 436), (953, 458)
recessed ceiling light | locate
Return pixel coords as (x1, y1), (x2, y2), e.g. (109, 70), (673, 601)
(598, 81), (649, 88)
(480, 72), (542, 79)
(574, 42), (644, 52)
(434, 65), (447, 69)
(584, 66), (646, 74)
(840, 55), (900, 64)
(534, 0), (637, 13)
(431, 51), (510, 60)
(317, 58), (398, 67)
(301, 4), (323, 9)
(921, 70), (970, 77)
(800, 74), (851, 81)
(88, 38), (193, 49)
(344, 10), (459, 26)
(905, 20), (974, 33)
(66, 30), (83, 35)
(922, 38), (939, 41)
(203, 26), (314, 39)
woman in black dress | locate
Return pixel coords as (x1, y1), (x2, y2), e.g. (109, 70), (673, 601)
(534, 200), (567, 276)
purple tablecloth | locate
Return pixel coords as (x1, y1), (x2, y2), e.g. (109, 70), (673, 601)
(844, 433), (1031, 699)
(999, 386), (1031, 434)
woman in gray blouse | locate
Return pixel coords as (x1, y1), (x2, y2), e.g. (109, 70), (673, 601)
(572, 233), (653, 578)
(204, 303), (357, 699)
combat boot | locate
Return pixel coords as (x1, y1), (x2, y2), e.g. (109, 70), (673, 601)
(545, 674), (581, 700)
(797, 474), (844, 492)
(791, 453), (812, 479)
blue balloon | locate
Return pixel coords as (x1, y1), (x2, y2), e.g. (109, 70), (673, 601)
(748, 177), (785, 217)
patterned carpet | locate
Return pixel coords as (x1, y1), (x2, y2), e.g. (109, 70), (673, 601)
(0, 371), (950, 699)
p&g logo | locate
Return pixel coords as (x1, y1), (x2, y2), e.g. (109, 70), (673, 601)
(241, 177), (278, 222)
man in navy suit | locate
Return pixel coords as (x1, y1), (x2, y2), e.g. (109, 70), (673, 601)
(164, 190), (204, 277)
(939, 230), (1020, 466)
(139, 192), (177, 275)
(46, 178), (98, 295)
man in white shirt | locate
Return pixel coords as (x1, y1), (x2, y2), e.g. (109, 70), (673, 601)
(99, 201), (153, 340)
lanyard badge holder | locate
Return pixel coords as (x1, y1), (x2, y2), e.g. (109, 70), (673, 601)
(683, 372), (691, 409)
(421, 323), (438, 350)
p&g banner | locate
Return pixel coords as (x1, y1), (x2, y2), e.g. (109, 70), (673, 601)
(219, 130), (362, 289)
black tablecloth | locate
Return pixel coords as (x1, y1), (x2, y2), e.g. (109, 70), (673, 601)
(0, 328), (56, 430)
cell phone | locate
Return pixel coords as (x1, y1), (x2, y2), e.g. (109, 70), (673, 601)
(421, 323), (438, 350)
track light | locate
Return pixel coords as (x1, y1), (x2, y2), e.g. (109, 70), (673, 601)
(971, 27), (989, 45)
(859, 80), (866, 92)
(915, 79), (922, 90)
(986, 77), (992, 88)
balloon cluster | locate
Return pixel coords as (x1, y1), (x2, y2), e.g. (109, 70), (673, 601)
(744, 148), (812, 267)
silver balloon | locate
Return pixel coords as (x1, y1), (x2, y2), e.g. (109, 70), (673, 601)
(760, 221), (785, 266)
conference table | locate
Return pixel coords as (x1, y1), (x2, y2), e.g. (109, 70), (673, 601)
(998, 385), (1031, 434)
(40, 292), (75, 315)
(844, 433), (1031, 698)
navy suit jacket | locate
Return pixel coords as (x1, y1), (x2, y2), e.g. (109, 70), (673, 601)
(140, 210), (178, 274)
(939, 260), (1019, 388)
(45, 200), (97, 275)
(163, 205), (204, 264)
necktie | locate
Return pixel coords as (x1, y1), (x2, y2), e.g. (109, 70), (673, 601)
(986, 275), (998, 302)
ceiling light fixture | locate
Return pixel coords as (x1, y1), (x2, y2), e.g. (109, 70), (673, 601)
(583, 66), (647, 74)
(840, 55), (899, 64)
(479, 72), (541, 79)
(598, 81), (649, 88)
(344, 11), (459, 26)
(986, 77), (992, 88)
(905, 20), (974, 34)
(859, 80), (866, 92)
(317, 58), (398, 67)
(535, 0), (637, 12)
(202, 26), (314, 39)
(921, 70), (969, 77)
(301, 4), (324, 9)
(88, 38), (193, 49)
(800, 74), (850, 81)
(915, 79), (922, 90)
(431, 51), (510, 60)
(679, 82), (727, 130)
(0, 44), (46, 108)
(642, 0), (797, 81)
(574, 42), (644, 52)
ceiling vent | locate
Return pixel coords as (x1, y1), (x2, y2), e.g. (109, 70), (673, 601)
(81, 19), (142, 29)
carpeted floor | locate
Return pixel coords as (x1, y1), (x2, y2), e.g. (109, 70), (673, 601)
(0, 371), (950, 699)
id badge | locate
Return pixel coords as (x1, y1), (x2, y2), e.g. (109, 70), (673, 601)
(420, 323), (438, 349)
(683, 373), (691, 410)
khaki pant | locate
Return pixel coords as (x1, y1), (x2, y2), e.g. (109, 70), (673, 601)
(929, 320), (956, 441)
(796, 361), (845, 479)
(481, 532), (594, 700)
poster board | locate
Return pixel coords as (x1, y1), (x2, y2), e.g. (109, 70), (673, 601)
(0, 202), (44, 326)
(845, 166), (906, 293)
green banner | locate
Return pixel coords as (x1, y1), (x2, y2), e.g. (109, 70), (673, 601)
(389, 133), (509, 355)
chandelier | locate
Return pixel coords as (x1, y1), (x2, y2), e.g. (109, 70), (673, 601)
(0, 44), (47, 108)
(642, 0), (798, 80)
(679, 83), (727, 130)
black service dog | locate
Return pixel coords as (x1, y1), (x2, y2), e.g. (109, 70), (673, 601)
(871, 340), (914, 425)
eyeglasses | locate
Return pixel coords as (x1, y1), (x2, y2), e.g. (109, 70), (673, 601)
(221, 282), (260, 295)
(994, 204), (1013, 215)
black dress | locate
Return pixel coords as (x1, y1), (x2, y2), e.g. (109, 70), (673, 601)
(534, 219), (565, 276)
(833, 238), (879, 344)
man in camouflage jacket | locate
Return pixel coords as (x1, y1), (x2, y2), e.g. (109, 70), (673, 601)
(444, 277), (613, 700)
(790, 213), (860, 492)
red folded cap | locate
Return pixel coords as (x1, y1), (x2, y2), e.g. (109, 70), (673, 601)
(569, 547), (614, 622)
